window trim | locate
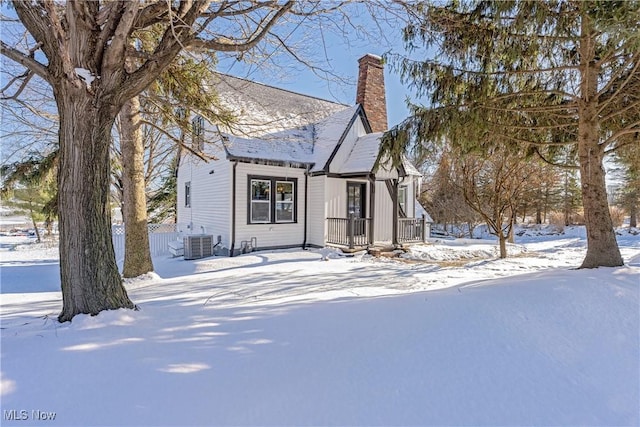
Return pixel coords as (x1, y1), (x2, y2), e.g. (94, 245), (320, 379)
(250, 179), (271, 223)
(275, 180), (295, 223)
(247, 175), (297, 225)
(185, 181), (191, 208)
(191, 115), (204, 151)
(346, 181), (367, 218)
(398, 185), (408, 218)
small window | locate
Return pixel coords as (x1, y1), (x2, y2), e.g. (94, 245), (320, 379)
(185, 181), (191, 207)
(191, 115), (204, 151)
(398, 186), (408, 217)
(248, 176), (297, 224)
(250, 179), (271, 223)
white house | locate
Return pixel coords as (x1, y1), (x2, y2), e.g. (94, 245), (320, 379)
(177, 54), (431, 256)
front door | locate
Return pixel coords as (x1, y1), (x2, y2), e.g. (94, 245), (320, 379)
(347, 182), (366, 236)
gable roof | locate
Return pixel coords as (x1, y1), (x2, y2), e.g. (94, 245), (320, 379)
(334, 132), (381, 175)
(223, 105), (362, 169)
(214, 73), (421, 178)
(310, 105), (362, 173)
(212, 73), (348, 137)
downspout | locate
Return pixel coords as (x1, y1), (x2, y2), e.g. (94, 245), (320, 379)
(392, 178), (398, 246)
(302, 165), (309, 249)
(230, 160), (238, 257)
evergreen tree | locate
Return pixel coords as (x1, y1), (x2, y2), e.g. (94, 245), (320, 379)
(1, 153), (57, 241)
(384, 0), (639, 268)
(613, 142), (640, 228)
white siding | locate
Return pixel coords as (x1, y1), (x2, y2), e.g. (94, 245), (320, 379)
(328, 118), (367, 174)
(376, 162), (399, 180)
(372, 175), (421, 244)
(325, 177), (346, 218)
(234, 163), (307, 250)
(374, 180), (394, 243)
(325, 177), (372, 218)
(307, 175), (326, 247)
(177, 154), (232, 246)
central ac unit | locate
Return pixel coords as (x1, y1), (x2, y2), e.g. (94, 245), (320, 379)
(184, 235), (213, 260)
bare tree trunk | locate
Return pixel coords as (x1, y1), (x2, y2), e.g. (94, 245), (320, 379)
(120, 96), (154, 278)
(577, 16), (623, 269)
(29, 207), (41, 243)
(498, 233), (507, 259)
(56, 86), (134, 323)
(630, 202), (637, 228)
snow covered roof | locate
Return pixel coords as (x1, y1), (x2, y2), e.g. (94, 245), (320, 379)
(211, 74), (421, 177)
(224, 126), (315, 166)
(334, 133), (382, 175)
(402, 156), (423, 177)
(310, 105), (361, 173)
(223, 105), (364, 171)
(212, 73), (348, 137)
(415, 201), (434, 222)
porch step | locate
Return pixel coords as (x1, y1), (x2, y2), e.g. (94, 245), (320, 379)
(368, 246), (407, 258)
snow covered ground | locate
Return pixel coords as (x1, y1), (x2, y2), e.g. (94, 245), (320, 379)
(1, 226), (639, 426)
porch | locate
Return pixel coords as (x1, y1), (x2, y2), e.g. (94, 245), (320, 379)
(326, 215), (430, 250)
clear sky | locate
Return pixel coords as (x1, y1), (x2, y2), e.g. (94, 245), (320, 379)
(215, 9), (416, 128)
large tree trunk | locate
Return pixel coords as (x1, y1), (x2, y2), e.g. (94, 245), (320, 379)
(120, 96), (154, 278)
(577, 138), (622, 268)
(56, 86), (135, 323)
(577, 15), (624, 268)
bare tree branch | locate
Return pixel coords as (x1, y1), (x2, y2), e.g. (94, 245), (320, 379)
(0, 41), (49, 82)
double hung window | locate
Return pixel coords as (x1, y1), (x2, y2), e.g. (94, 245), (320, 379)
(250, 179), (271, 223)
(249, 176), (296, 224)
(398, 185), (408, 217)
(191, 115), (204, 151)
(275, 181), (294, 222)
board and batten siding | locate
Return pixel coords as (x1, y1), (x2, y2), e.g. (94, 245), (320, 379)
(373, 175), (420, 244)
(307, 175), (326, 247)
(324, 177), (370, 218)
(374, 179), (394, 243)
(177, 154), (232, 247)
(234, 163), (307, 250)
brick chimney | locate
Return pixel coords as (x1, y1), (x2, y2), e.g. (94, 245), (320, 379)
(356, 54), (388, 133)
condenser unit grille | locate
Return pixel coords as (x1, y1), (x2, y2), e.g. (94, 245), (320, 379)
(184, 235), (213, 260)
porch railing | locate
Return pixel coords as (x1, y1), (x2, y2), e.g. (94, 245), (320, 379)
(327, 215), (371, 249)
(327, 214), (430, 248)
(398, 215), (429, 243)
